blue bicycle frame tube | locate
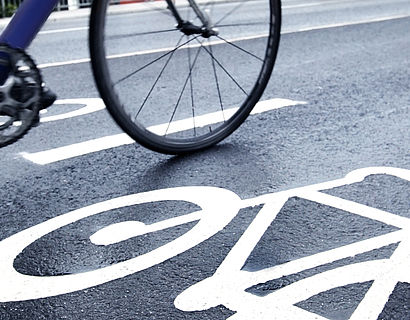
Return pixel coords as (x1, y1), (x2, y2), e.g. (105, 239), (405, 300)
(0, 0), (59, 49)
(0, 0), (59, 82)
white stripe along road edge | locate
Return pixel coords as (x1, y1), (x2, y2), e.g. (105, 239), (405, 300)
(35, 0), (356, 36)
(20, 98), (307, 165)
(33, 0), (370, 36)
(286, 14), (410, 33)
(37, 14), (410, 69)
(37, 33), (270, 69)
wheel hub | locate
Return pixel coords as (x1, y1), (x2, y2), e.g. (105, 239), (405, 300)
(178, 21), (219, 38)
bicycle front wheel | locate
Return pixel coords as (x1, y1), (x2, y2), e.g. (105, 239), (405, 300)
(90, 0), (281, 154)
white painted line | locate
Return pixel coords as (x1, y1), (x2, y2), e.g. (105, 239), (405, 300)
(20, 133), (134, 165)
(0, 166), (407, 303)
(302, 191), (410, 229)
(40, 98), (105, 123)
(282, 0), (399, 10)
(37, 33), (270, 69)
(2, 98), (104, 126)
(283, 2), (335, 9)
(39, 26), (88, 35)
(283, 14), (410, 34)
(37, 14), (410, 69)
(174, 167), (410, 318)
(20, 98), (306, 165)
(90, 210), (203, 245)
(149, 98), (305, 135)
(0, 186), (241, 302)
(34, 1), (331, 36)
(38, 58), (91, 69)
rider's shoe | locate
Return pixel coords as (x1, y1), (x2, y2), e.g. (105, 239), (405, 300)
(32, 85), (57, 126)
(39, 85), (57, 110)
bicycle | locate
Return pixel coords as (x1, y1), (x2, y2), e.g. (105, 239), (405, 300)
(0, 0), (281, 153)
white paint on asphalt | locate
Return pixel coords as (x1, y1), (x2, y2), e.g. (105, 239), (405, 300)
(0, 166), (408, 318)
(1, 98), (103, 127)
(90, 210), (203, 246)
(39, 26), (88, 35)
(285, 14), (410, 33)
(20, 98), (306, 165)
(20, 133), (134, 165)
(38, 57), (90, 69)
(39, 98), (105, 123)
(37, 33), (272, 69)
(0, 186), (242, 302)
(174, 167), (410, 320)
(149, 98), (306, 136)
(33, 0), (361, 36)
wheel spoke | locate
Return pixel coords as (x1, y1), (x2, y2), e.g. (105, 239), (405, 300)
(215, 35), (264, 62)
(92, 0), (278, 153)
(209, 41), (225, 122)
(106, 28), (179, 41)
(114, 35), (200, 85)
(195, 38), (248, 96)
(134, 34), (185, 120)
(165, 41), (203, 136)
(187, 39), (197, 136)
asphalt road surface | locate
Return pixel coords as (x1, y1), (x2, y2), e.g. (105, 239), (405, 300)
(0, 0), (409, 319)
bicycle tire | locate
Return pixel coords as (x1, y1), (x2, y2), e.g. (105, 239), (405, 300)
(89, 0), (281, 154)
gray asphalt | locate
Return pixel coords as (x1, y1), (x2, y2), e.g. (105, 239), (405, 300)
(0, 0), (409, 319)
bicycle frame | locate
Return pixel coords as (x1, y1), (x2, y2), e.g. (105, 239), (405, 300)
(0, 0), (197, 82)
(0, 0), (58, 50)
(0, 0), (58, 83)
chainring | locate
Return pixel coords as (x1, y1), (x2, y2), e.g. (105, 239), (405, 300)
(0, 45), (42, 148)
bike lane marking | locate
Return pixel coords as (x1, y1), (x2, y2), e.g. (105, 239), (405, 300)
(20, 98), (307, 165)
(39, 98), (105, 123)
(174, 167), (410, 319)
(0, 166), (408, 318)
(0, 186), (242, 302)
(0, 167), (408, 318)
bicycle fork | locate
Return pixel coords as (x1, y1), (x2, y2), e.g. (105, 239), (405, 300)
(166, 0), (218, 38)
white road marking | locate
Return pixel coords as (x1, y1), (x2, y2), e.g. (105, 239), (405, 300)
(2, 98), (103, 126)
(90, 210), (203, 246)
(37, 33), (270, 69)
(283, 1), (343, 9)
(174, 167), (410, 319)
(20, 98), (306, 165)
(37, 14), (410, 69)
(20, 133), (134, 165)
(0, 186), (241, 302)
(39, 98), (105, 123)
(0, 166), (408, 313)
(39, 26), (88, 35)
(34, 0), (360, 36)
(284, 14), (410, 33)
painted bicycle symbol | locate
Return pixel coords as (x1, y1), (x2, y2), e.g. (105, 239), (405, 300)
(0, 167), (409, 320)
